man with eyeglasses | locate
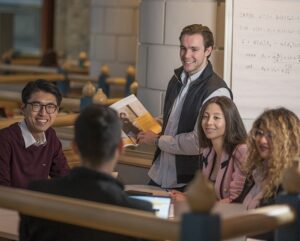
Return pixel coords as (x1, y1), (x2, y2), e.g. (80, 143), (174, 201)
(0, 79), (70, 188)
(20, 104), (153, 241)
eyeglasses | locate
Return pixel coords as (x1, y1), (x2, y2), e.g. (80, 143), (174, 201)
(253, 128), (272, 140)
(26, 102), (58, 114)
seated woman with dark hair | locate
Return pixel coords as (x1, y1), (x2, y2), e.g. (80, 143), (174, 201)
(171, 96), (248, 203)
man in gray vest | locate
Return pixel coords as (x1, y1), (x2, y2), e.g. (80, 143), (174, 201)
(137, 24), (232, 190)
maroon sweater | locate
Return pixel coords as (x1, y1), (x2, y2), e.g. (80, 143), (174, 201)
(0, 123), (70, 188)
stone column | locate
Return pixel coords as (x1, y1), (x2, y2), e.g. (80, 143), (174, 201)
(54, 1), (90, 59)
(89, 0), (140, 77)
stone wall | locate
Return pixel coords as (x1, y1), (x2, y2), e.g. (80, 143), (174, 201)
(89, 0), (140, 77)
(54, 0), (90, 60)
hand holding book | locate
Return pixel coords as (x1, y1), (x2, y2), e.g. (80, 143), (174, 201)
(136, 130), (159, 146)
(110, 95), (161, 147)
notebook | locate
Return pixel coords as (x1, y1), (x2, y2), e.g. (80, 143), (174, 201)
(129, 195), (172, 219)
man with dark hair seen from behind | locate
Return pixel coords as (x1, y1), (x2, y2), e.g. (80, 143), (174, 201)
(0, 79), (70, 188)
(137, 24), (233, 190)
(20, 104), (153, 241)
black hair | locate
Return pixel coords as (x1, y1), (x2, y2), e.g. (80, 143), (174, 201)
(21, 79), (62, 106)
(74, 104), (122, 165)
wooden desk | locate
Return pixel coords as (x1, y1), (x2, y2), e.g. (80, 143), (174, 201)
(0, 74), (65, 84)
(61, 145), (154, 184)
(0, 191), (251, 241)
(0, 208), (18, 241)
(63, 65), (89, 75)
(11, 58), (40, 66)
(116, 146), (154, 185)
(124, 184), (248, 241)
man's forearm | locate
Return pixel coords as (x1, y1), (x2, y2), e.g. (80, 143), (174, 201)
(158, 132), (199, 155)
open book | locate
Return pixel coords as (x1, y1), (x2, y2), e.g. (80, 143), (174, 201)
(110, 94), (161, 147)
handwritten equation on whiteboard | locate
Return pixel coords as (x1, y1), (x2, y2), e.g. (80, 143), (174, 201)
(232, 2), (300, 79)
(231, 0), (300, 119)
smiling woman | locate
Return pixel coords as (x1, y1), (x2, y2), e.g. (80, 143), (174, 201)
(201, 102), (226, 142)
(240, 107), (300, 241)
(197, 96), (248, 203)
(171, 96), (248, 203)
(243, 107), (300, 209)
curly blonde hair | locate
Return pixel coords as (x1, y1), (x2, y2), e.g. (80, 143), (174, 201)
(246, 108), (300, 199)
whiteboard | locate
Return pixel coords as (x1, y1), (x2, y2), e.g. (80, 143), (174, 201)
(226, 0), (300, 119)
